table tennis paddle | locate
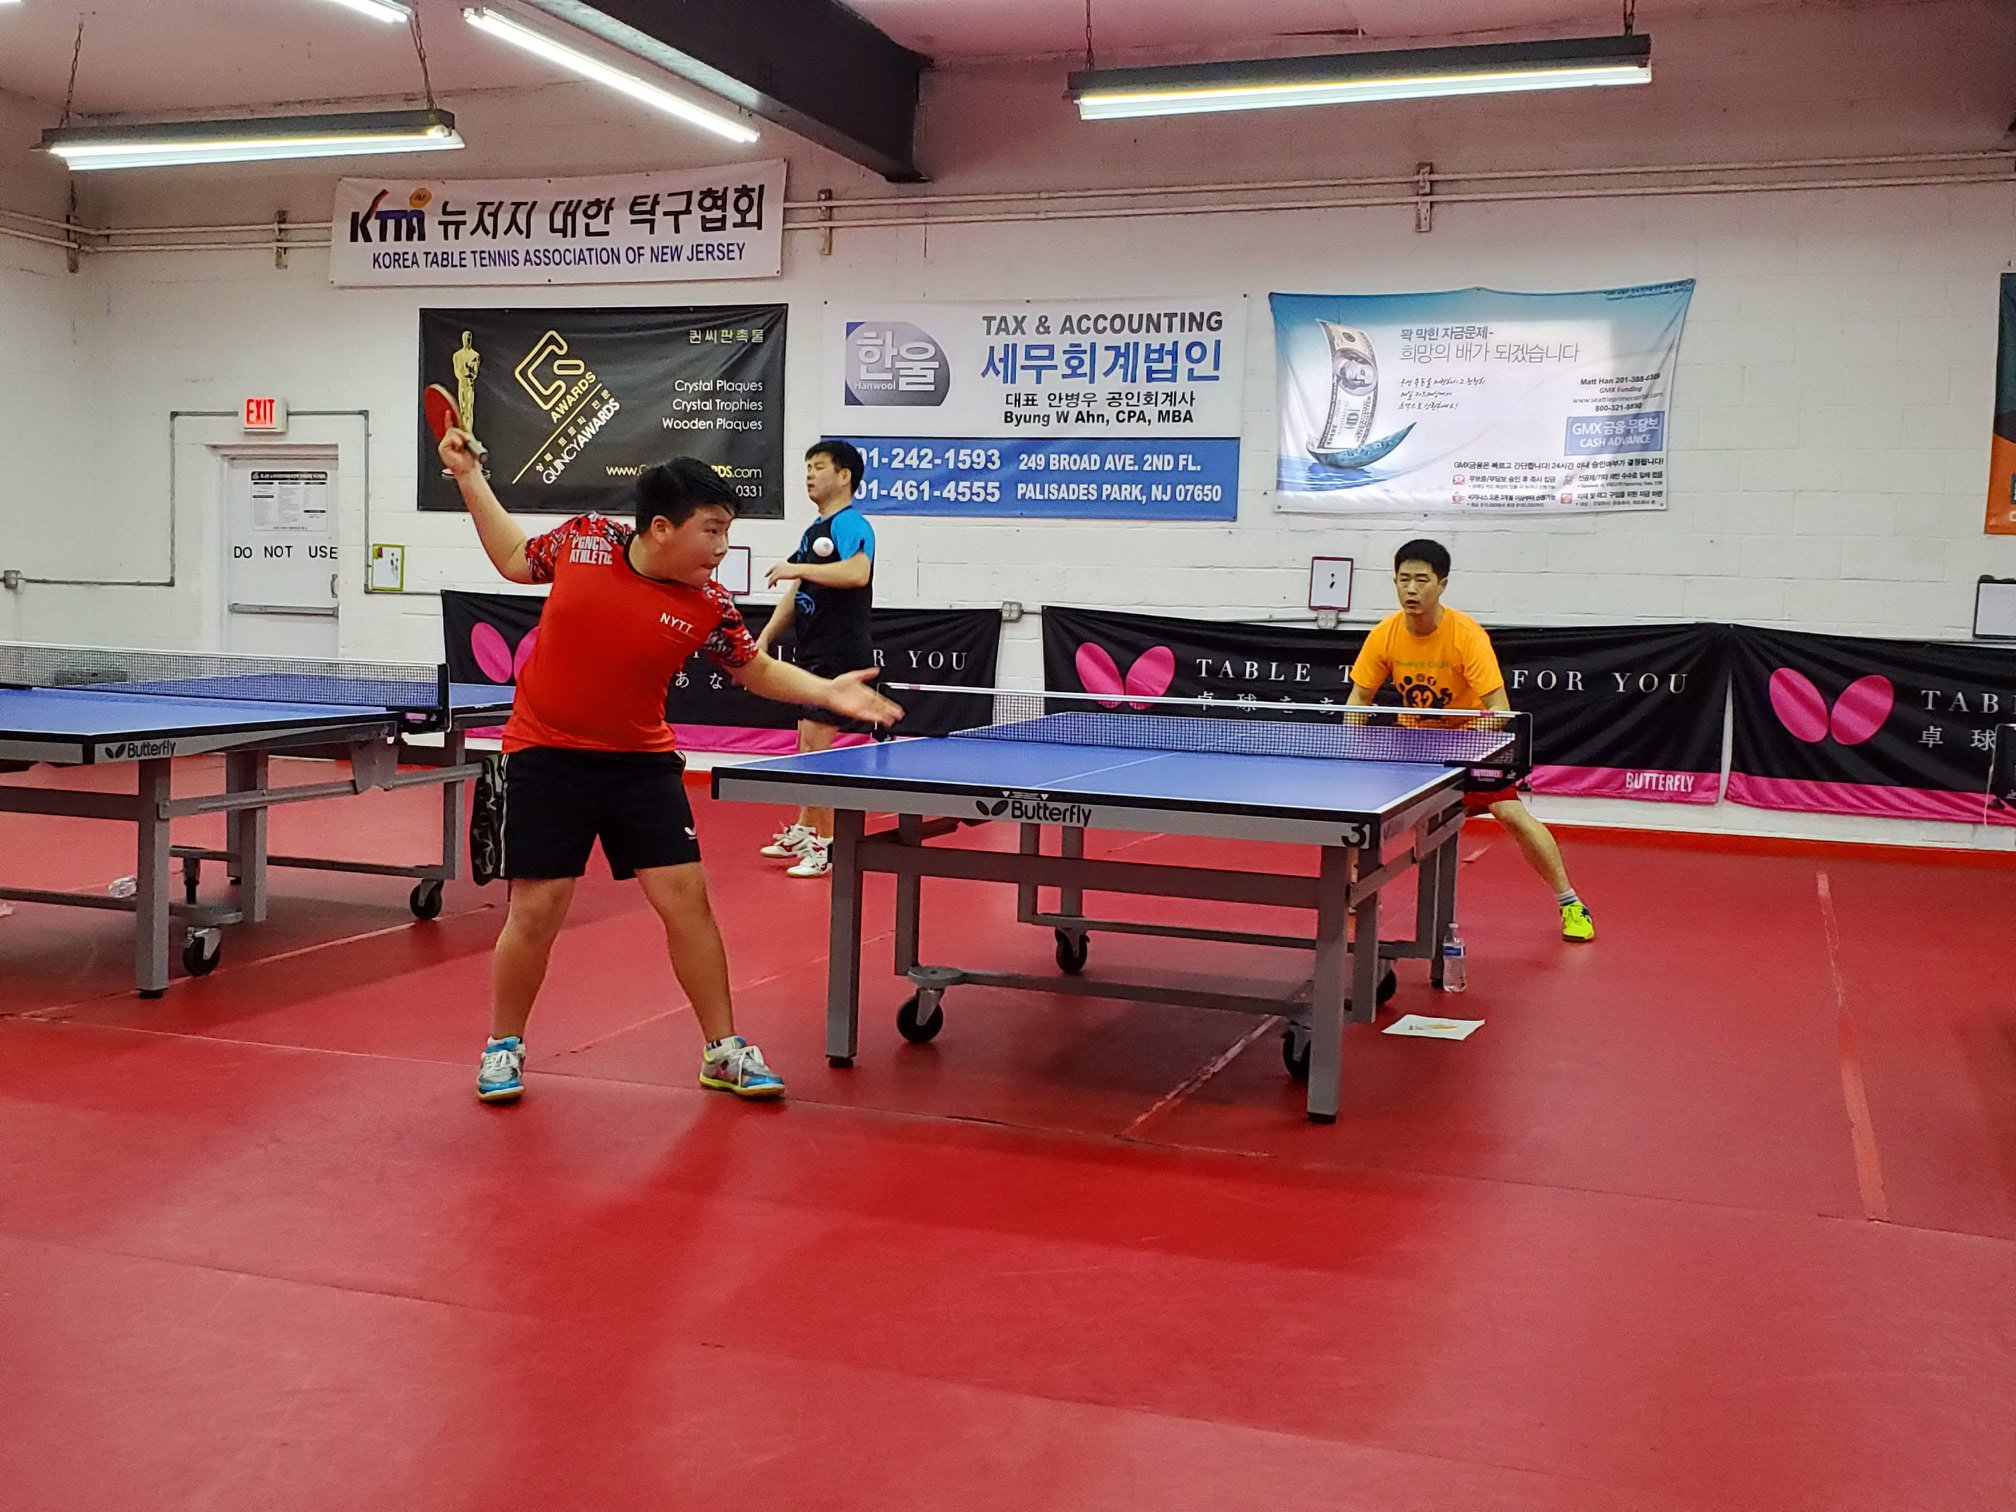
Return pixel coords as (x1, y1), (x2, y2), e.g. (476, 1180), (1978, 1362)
(424, 384), (488, 459)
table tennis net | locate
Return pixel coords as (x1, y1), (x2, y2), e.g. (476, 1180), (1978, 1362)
(924, 687), (1526, 769)
(0, 643), (448, 715)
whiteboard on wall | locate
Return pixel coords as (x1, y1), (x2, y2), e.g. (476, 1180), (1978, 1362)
(1974, 577), (2016, 640)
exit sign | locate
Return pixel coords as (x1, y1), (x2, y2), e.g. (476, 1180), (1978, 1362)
(243, 397), (287, 432)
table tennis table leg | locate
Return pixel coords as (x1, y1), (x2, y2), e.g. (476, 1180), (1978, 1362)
(225, 752), (270, 923)
(826, 808), (866, 1067)
(894, 813), (923, 975)
(440, 731), (469, 881)
(1430, 826), (1460, 989)
(135, 760), (174, 998)
(1306, 844), (1354, 1124)
(1059, 825), (1085, 924)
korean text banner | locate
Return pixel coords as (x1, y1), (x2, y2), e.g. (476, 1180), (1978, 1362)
(821, 299), (1245, 520)
(1041, 607), (1728, 804)
(332, 162), (784, 287)
(1270, 282), (1693, 516)
(1727, 625), (2016, 825)
(418, 305), (785, 518)
(442, 592), (1001, 754)
(1985, 273), (2016, 535)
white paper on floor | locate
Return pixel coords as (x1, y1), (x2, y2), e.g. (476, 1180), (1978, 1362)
(1383, 1014), (1484, 1041)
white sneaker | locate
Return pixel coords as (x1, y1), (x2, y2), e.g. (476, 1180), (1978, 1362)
(760, 822), (816, 859)
(786, 837), (831, 878)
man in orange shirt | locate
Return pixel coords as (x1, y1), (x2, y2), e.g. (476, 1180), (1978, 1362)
(1347, 539), (1595, 943)
(440, 427), (902, 1105)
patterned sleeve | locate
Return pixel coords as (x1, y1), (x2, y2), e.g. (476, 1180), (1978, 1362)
(699, 583), (760, 671)
(522, 515), (588, 585)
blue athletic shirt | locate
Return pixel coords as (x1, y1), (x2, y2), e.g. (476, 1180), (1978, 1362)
(789, 505), (875, 668)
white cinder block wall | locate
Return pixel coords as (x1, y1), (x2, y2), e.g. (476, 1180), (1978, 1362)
(0, 0), (2011, 847)
(0, 89), (88, 646)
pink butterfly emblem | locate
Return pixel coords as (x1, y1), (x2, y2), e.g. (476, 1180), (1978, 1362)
(1767, 669), (1892, 746)
(470, 623), (540, 685)
(1075, 643), (1175, 710)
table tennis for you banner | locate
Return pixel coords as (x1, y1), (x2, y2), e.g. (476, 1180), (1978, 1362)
(1041, 607), (1731, 804)
(443, 591), (1000, 753)
(1270, 282), (1694, 517)
(1727, 626), (2016, 825)
(418, 305), (786, 519)
(820, 298), (1246, 520)
(332, 162), (785, 287)
(1985, 273), (2016, 535)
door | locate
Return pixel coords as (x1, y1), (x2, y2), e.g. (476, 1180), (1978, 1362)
(222, 453), (340, 659)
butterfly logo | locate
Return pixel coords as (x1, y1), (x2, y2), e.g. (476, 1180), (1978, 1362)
(976, 798), (1011, 817)
(470, 623), (539, 684)
(1075, 643), (1175, 709)
(1767, 669), (1893, 746)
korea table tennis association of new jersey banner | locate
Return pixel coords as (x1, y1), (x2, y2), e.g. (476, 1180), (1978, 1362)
(821, 299), (1245, 519)
(1270, 282), (1693, 517)
(1727, 626), (2016, 825)
(443, 591), (1000, 753)
(418, 305), (785, 519)
(332, 162), (785, 287)
(1042, 607), (1729, 803)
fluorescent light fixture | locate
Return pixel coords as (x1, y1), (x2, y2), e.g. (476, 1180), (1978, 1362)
(316, 0), (414, 22)
(1069, 34), (1652, 120)
(40, 108), (463, 170)
(462, 6), (758, 145)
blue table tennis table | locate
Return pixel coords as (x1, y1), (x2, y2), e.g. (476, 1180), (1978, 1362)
(0, 644), (513, 996)
(713, 693), (1524, 1122)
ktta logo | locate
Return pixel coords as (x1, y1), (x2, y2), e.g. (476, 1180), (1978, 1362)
(1768, 668), (1893, 746)
(843, 321), (950, 407)
(1076, 643), (1174, 709)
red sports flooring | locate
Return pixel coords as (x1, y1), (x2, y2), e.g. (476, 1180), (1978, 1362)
(3, 759), (2014, 1512)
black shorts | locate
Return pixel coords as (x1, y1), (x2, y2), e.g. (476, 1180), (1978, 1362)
(797, 653), (876, 733)
(498, 747), (700, 880)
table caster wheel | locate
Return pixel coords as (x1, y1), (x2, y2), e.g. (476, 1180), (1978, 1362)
(828, 1055), (854, 1069)
(897, 992), (944, 1044)
(409, 879), (445, 920)
(1282, 1026), (1311, 1082)
(1054, 929), (1090, 975)
(182, 931), (222, 977)
(1378, 966), (1397, 1006)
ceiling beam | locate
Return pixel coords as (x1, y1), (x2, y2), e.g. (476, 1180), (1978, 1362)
(522, 0), (929, 181)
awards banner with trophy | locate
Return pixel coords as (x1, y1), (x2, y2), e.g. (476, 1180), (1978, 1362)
(1270, 283), (1694, 517)
(417, 305), (787, 518)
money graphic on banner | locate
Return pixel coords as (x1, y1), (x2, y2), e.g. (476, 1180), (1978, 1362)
(1310, 322), (1414, 470)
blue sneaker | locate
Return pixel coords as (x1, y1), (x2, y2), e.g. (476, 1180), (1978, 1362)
(699, 1036), (786, 1099)
(477, 1036), (525, 1102)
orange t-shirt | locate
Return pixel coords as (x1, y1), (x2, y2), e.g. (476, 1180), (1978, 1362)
(1350, 609), (1505, 712)
(502, 515), (757, 754)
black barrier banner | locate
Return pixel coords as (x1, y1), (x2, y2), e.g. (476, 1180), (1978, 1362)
(1041, 606), (1729, 804)
(418, 305), (786, 518)
(443, 591), (1000, 751)
(1727, 626), (2016, 825)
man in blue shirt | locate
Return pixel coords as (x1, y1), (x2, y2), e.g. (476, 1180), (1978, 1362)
(754, 439), (878, 878)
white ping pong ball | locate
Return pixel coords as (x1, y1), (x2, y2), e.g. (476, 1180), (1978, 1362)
(813, 538), (836, 558)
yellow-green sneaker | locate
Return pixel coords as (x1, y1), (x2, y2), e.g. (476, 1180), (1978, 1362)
(1561, 902), (1595, 942)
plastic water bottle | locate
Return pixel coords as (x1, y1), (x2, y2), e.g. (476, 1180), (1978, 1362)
(1440, 930), (1468, 993)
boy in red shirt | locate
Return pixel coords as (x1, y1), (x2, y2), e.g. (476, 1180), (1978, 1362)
(1348, 539), (1594, 943)
(440, 427), (901, 1104)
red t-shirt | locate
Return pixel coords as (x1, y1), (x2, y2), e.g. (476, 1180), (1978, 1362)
(502, 514), (757, 754)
